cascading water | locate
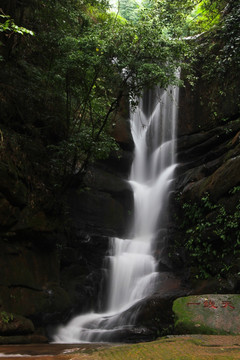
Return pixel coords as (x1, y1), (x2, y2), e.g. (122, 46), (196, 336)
(53, 83), (179, 343)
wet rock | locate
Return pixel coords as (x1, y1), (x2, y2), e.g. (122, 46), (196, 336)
(111, 273), (190, 339)
(94, 327), (156, 343)
(173, 294), (240, 335)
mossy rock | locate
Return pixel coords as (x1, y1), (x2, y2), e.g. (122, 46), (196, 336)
(0, 312), (34, 336)
(173, 294), (240, 335)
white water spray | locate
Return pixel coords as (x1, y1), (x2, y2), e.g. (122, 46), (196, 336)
(53, 84), (179, 343)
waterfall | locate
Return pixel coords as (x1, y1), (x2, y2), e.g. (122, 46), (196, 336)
(53, 83), (179, 343)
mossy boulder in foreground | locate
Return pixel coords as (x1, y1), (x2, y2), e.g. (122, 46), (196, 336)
(173, 294), (240, 335)
(0, 312), (34, 336)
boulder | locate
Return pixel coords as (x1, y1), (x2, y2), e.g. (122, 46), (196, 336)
(99, 272), (190, 341)
(173, 294), (240, 335)
(0, 312), (34, 336)
(133, 274), (189, 330)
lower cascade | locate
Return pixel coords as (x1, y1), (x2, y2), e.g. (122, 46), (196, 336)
(53, 85), (179, 343)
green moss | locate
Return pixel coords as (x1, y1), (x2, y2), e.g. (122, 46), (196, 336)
(173, 297), (193, 323)
(173, 295), (240, 336)
(175, 319), (224, 335)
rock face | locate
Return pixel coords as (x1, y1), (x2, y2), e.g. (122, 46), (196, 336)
(0, 118), (134, 340)
(176, 119), (240, 201)
(68, 164), (133, 238)
(178, 73), (240, 137)
(0, 156), (72, 334)
(168, 65), (240, 283)
(0, 235), (71, 325)
(173, 294), (240, 335)
(58, 153), (134, 317)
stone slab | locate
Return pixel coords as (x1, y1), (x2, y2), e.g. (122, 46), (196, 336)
(173, 294), (240, 335)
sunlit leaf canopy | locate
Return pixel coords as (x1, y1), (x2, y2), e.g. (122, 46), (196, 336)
(109, 0), (231, 35)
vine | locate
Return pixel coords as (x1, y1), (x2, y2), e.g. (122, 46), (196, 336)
(174, 188), (240, 279)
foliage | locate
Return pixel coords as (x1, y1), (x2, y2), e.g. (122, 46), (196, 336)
(0, 11), (34, 62)
(184, 0), (230, 35)
(0, 13), (34, 36)
(176, 190), (240, 279)
(0, 311), (13, 324)
(181, 0), (240, 122)
(193, 1), (240, 77)
(118, 0), (140, 22)
(1, 0), (189, 184)
(1, 0), (237, 190)
(46, 6), (185, 176)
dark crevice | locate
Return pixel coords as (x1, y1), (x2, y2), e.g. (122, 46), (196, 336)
(8, 285), (43, 292)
